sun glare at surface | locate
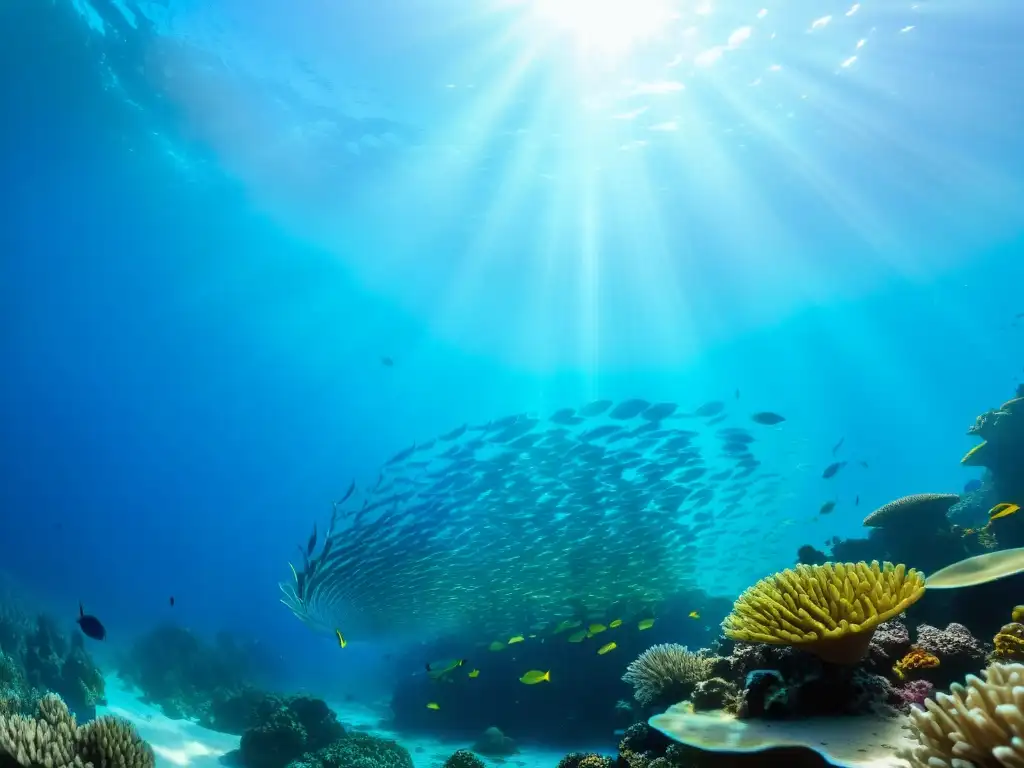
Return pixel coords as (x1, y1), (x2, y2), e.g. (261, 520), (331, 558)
(524, 0), (677, 55)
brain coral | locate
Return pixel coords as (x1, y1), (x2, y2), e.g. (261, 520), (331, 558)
(723, 561), (926, 664)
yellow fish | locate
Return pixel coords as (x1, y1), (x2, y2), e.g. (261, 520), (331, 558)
(335, 629), (347, 649)
(688, 611), (701, 620)
(520, 670), (550, 684)
(597, 642), (617, 655)
(567, 630), (588, 643)
(508, 635), (525, 644)
(426, 702), (440, 710)
(468, 669), (480, 678)
(588, 623), (607, 634)
(609, 619), (623, 628)
(990, 503), (1021, 521)
(426, 659), (467, 678)
(638, 618), (655, 630)
(554, 620), (581, 634)
(489, 641), (506, 651)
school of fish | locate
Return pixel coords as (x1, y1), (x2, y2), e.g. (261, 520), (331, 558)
(280, 397), (807, 642)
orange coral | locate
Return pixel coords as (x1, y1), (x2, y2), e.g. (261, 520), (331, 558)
(893, 647), (940, 680)
(990, 621), (1024, 662)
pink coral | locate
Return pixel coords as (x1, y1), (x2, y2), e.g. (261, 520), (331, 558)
(893, 679), (933, 710)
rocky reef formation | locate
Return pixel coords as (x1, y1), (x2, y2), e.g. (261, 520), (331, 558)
(0, 596), (105, 721)
(115, 623), (274, 724)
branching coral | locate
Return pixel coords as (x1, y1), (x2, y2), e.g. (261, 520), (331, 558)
(723, 561), (926, 664)
(893, 648), (940, 681)
(902, 661), (1024, 767)
(622, 645), (716, 708)
(0, 693), (154, 768)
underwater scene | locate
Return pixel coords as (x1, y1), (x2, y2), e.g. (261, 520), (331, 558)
(2, 0), (1024, 767)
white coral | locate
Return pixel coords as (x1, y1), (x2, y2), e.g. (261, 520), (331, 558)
(903, 661), (1024, 768)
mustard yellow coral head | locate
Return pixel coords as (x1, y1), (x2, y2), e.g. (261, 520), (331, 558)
(648, 704), (915, 767)
(723, 561), (925, 665)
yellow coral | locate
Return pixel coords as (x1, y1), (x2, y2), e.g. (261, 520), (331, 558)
(723, 561), (926, 664)
(893, 647), (940, 680)
(1013, 605), (1024, 623)
(991, 622), (1024, 662)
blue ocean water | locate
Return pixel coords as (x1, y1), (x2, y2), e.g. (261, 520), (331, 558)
(1, 0), (1023, 761)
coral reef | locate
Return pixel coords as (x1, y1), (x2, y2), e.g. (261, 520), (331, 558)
(235, 695), (345, 768)
(286, 732), (413, 768)
(117, 625), (272, 723)
(723, 561), (926, 664)
(0, 692), (154, 768)
(441, 749), (485, 768)
(556, 753), (612, 768)
(621, 645), (717, 709)
(470, 726), (517, 757)
(902, 661), (1024, 767)
(0, 606), (104, 722)
(912, 622), (987, 687)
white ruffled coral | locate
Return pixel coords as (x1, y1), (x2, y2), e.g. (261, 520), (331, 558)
(902, 661), (1024, 768)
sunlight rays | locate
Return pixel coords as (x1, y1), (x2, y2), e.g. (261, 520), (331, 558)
(511, 0), (680, 57)
(209, 0), (1024, 367)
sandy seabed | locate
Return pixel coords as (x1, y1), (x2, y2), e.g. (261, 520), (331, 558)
(100, 677), (608, 768)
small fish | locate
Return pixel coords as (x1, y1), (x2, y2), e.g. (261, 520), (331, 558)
(567, 630), (588, 643)
(426, 702), (440, 710)
(819, 501), (836, 515)
(963, 479), (982, 494)
(637, 618), (655, 630)
(76, 604), (106, 641)
(335, 629), (347, 649)
(553, 620), (581, 634)
(831, 438), (844, 456)
(468, 669), (480, 678)
(608, 619), (623, 628)
(688, 611), (700, 620)
(735, 389), (740, 399)
(507, 635), (524, 644)
(488, 641), (506, 651)
(381, 356), (394, 367)
(426, 659), (467, 677)
(169, 596), (174, 608)
(519, 670), (550, 684)
(306, 523), (318, 556)
(990, 503), (1021, 521)
(694, 401), (725, 418)
(597, 642), (617, 655)
(588, 623), (607, 634)
(855, 495), (860, 506)
(822, 461), (847, 480)
(751, 412), (785, 425)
